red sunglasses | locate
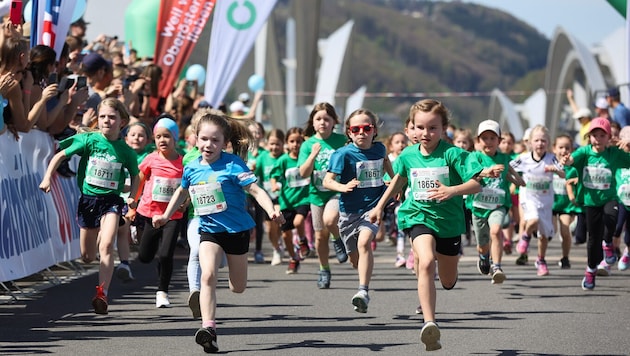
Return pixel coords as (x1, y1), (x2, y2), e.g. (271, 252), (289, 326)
(348, 124), (374, 134)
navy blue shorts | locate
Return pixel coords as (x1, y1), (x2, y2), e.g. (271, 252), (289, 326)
(77, 194), (124, 229)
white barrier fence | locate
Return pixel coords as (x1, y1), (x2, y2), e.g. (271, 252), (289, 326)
(0, 130), (81, 282)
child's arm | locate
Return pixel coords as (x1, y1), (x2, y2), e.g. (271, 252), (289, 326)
(126, 174), (141, 209)
(152, 186), (189, 228)
(323, 172), (359, 193)
(507, 166), (525, 187)
(245, 183), (285, 225)
(545, 164), (566, 178)
(427, 179), (482, 203)
(39, 150), (69, 193)
(369, 173), (407, 225)
(270, 177), (280, 192)
(298, 143), (320, 178)
(566, 177), (579, 205)
(383, 156), (394, 179)
(479, 164), (504, 178)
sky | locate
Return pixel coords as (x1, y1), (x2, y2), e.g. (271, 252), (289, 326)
(462, 0), (626, 46)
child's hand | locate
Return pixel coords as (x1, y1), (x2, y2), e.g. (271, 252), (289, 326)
(617, 139), (630, 152)
(427, 180), (454, 202)
(39, 178), (51, 193)
(488, 164), (504, 178)
(152, 215), (167, 228)
(368, 207), (383, 225)
(270, 210), (285, 225)
(342, 178), (360, 192)
(310, 143), (321, 157)
(125, 208), (136, 221)
(566, 177), (578, 186)
(559, 153), (573, 166)
(544, 165), (558, 173)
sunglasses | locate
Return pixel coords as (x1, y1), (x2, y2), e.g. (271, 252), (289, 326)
(348, 124), (374, 134)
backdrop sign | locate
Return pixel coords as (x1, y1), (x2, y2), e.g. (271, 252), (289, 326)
(0, 130), (80, 282)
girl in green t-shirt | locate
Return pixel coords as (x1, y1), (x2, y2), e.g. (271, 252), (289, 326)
(369, 99), (489, 351)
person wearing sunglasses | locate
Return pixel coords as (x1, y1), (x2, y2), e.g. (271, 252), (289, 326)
(323, 109), (394, 313)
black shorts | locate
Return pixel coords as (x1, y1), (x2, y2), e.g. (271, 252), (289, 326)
(404, 224), (461, 256)
(280, 205), (310, 231)
(77, 194), (124, 229)
(200, 230), (250, 255)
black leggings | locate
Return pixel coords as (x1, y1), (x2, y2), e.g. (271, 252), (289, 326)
(137, 215), (182, 292)
(585, 201), (618, 269)
(614, 203), (630, 246)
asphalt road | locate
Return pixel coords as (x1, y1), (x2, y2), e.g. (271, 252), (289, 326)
(1, 236), (629, 355)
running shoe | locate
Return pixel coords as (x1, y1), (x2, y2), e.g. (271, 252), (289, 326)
(332, 238), (348, 263)
(415, 305), (423, 314)
(92, 284), (108, 315)
(596, 260), (611, 276)
(420, 321), (442, 351)
(477, 255), (490, 275)
(115, 263), (134, 282)
(298, 238), (311, 259)
(394, 254), (406, 268)
(188, 290), (201, 318)
(491, 266), (506, 284)
(271, 249), (283, 266)
(406, 250), (415, 270)
(516, 236), (530, 255)
(515, 253), (528, 265)
(581, 269), (596, 290)
(286, 259), (299, 274)
(317, 269), (331, 289)
(603, 242), (617, 265)
(370, 239), (377, 251)
(351, 290), (370, 313)
(618, 251), (630, 271)
(535, 259), (549, 276)
(156, 291), (171, 308)
(254, 250), (265, 264)
(503, 237), (512, 255)
(558, 256), (571, 269)
(195, 327), (219, 353)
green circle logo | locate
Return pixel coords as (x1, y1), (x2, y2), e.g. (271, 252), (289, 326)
(227, 1), (257, 30)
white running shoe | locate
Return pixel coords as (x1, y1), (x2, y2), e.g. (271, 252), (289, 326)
(271, 249), (283, 266)
(156, 291), (171, 308)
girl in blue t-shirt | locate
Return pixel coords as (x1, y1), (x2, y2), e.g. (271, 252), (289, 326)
(324, 109), (393, 314)
(152, 112), (284, 354)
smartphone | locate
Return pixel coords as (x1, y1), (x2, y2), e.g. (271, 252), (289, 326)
(48, 72), (57, 84)
(10, 0), (22, 26)
(76, 76), (87, 89)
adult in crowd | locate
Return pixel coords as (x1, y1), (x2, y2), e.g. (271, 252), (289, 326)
(606, 87), (630, 128)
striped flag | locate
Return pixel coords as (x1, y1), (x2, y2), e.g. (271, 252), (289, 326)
(30, 0), (78, 60)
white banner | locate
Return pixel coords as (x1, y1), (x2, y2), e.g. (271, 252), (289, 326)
(0, 130), (81, 282)
(204, 0), (278, 107)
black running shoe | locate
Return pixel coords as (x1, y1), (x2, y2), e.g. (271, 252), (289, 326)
(195, 327), (218, 353)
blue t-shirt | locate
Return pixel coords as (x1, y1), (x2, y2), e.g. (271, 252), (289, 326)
(613, 103), (630, 128)
(182, 152), (257, 233)
(327, 142), (387, 214)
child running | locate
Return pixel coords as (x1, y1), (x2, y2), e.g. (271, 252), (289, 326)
(560, 118), (630, 290)
(134, 117), (185, 308)
(39, 98), (139, 314)
(369, 99), (488, 351)
(255, 129), (285, 266)
(298, 102), (348, 289)
(510, 125), (565, 276)
(467, 120), (524, 284)
(152, 112), (284, 353)
(384, 132), (408, 267)
(270, 127), (312, 273)
(323, 109), (393, 313)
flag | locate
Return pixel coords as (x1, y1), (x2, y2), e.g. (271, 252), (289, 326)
(31, 0), (78, 60)
(204, 0), (278, 107)
(154, 0), (216, 99)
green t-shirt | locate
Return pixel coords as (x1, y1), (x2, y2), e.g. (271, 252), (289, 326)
(183, 147), (202, 219)
(616, 167), (630, 210)
(255, 150), (281, 199)
(552, 166), (581, 214)
(466, 150), (511, 218)
(61, 132), (139, 196)
(395, 140), (482, 237)
(571, 145), (630, 207)
(297, 132), (347, 206)
(270, 153), (311, 210)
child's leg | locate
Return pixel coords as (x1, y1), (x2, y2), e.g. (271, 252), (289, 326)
(226, 253), (248, 293)
(116, 218), (131, 262)
(559, 214), (573, 259)
(199, 241), (225, 323)
(282, 230), (297, 260)
(97, 212), (120, 291)
(323, 197), (341, 239)
(585, 206), (604, 269)
(187, 217), (202, 293)
(413, 234), (438, 323)
(156, 219), (181, 293)
(311, 204), (330, 267)
(80, 227), (100, 262)
(357, 229), (374, 286)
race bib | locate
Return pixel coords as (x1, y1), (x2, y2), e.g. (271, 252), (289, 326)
(583, 166), (612, 190)
(85, 158), (122, 189)
(189, 182), (227, 215)
(285, 167), (310, 188)
(552, 175), (567, 196)
(409, 166), (449, 201)
(356, 159), (384, 188)
(313, 169), (329, 192)
(472, 187), (505, 210)
(525, 174), (552, 193)
(619, 184), (630, 206)
(151, 177), (181, 202)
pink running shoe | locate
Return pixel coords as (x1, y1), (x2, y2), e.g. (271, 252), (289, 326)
(405, 250), (415, 270)
(516, 237), (530, 255)
(535, 259), (549, 276)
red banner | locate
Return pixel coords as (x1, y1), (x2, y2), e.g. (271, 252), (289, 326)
(154, 0), (216, 99)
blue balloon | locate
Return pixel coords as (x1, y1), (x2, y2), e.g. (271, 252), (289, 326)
(186, 64), (206, 86)
(72, 0), (87, 23)
(248, 74), (265, 92)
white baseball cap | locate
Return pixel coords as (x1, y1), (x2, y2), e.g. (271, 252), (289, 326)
(477, 119), (501, 137)
(229, 101), (245, 113)
(595, 97), (609, 110)
(572, 107), (592, 120)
